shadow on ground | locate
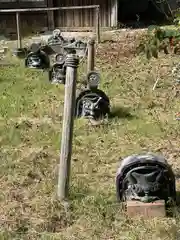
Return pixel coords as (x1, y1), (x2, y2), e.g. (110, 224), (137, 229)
(175, 191), (180, 206)
(109, 106), (136, 120)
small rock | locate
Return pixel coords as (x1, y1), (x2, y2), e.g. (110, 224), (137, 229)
(0, 47), (8, 54)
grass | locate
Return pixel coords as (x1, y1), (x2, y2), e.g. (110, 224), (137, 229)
(0, 35), (180, 239)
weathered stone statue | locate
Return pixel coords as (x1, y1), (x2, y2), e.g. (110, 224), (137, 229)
(47, 29), (65, 45)
(116, 153), (176, 204)
(75, 71), (110, 120)
(25, 43), (50, 69)
(47, 29), (75, 46)
(48, 53), (66, 84)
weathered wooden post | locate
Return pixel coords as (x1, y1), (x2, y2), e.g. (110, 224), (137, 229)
(95, 6), (100, 43)
(57, 53), (79, 201)
(87, 38), (95, 73)
(16, 12), (22, 49)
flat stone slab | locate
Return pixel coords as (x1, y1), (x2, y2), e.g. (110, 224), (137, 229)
(127, 200), (166, 218)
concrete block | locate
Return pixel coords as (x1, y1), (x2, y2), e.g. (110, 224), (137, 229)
(127, 200), (166, 218)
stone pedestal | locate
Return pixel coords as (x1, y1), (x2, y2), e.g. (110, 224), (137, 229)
(127, 200), (166, 218)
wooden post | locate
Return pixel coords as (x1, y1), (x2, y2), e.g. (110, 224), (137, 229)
(57, 54), (79, 201)
(87, 38), (95, 73)
(16, 12), (22, 49)
(95, 7), (100, 43)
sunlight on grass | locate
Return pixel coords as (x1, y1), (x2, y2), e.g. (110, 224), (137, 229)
(0, 38), (180, 239)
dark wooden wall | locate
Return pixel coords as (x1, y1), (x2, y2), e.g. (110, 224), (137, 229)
(0, 0), (48, 37)
(54, 0), (113, 29)
(0, 0), (47, 9)
(0, 0), (114, 37)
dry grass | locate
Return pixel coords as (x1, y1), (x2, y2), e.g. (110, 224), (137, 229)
(0, 33), (180, 239)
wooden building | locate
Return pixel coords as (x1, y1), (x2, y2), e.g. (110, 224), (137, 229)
(0, 0), (49, 35)
(0, 0), (178, 36)
(0, 0), (118, 36)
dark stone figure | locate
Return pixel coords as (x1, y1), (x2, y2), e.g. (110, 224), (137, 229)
(47, 29), (75, 46)
(25, 43), (50, 69)
(75, 71), (110, 120)
(116, 153), (176, 204)
(47, 29), (65, 45)
(48, 53), (66, 84)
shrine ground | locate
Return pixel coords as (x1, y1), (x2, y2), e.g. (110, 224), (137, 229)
(0, 31), (180, 239)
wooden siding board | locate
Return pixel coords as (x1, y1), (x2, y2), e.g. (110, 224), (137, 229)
(0, 0), (47, 8)
(47, 0), (55, 30)
(0, 0), (115, 35)
(0, 0), (48, 35)
(54, 0), (113, 28)
(110, 0), (118, 27)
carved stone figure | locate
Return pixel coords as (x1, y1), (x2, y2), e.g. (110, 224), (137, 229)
(48, 53), (66, 84)
(116, 153), (176, 204)
(25, 43), (50, 69)
(75, 71), (110, 120)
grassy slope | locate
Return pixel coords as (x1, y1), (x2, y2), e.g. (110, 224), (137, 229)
(0, 37), (180, 239)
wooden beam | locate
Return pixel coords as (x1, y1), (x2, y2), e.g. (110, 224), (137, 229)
(111, 0), (118, 27)
(0, 5), (100, 13)
(47, 0), (55, 30)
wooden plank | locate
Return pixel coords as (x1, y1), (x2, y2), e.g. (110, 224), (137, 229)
(80, 0), (83, 27)
(0, 5), (99, 13)
(90, 0), (94, 27)
(110, 0), (118, 27)
(85, 0), (90, 27)
(47, 0), (55, 30)
(0, 2), (47, 9)
(127, 200), (166, 218)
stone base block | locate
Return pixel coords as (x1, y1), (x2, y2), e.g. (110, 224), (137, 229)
(126, 200), (166, 218)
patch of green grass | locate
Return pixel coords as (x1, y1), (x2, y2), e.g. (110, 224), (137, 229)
(0, 39), (180, 239)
